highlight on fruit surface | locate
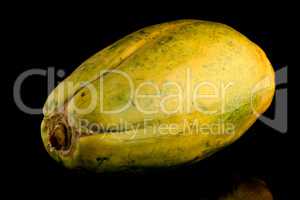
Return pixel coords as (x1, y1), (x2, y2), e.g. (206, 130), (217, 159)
(41, 19), (275, 172)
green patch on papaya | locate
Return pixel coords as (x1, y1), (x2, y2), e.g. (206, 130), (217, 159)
(221, 102), (252, 130)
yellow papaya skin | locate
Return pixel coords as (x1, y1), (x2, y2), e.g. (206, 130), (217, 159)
(41, 19), (275, 172)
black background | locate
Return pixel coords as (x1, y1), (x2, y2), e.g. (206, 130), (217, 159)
(5, 2), (293, 199)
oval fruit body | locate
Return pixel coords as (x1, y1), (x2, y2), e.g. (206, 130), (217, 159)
(41, 19), (275, 172)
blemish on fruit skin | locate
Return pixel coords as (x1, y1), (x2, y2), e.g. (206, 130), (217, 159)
(205, 142), (210, 148)
(227, 40), (234, 47)
(139, 30), (149, 36)
(96, 157), (109, 166)
(96, 157), (108, 161)
(139, 30), (146, 34)
(131, 100), (136, 107)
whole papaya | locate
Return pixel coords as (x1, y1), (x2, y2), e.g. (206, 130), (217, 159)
(41, 19), (275, 172)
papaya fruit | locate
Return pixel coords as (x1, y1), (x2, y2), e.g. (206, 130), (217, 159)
(41, 19), (275, 172)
